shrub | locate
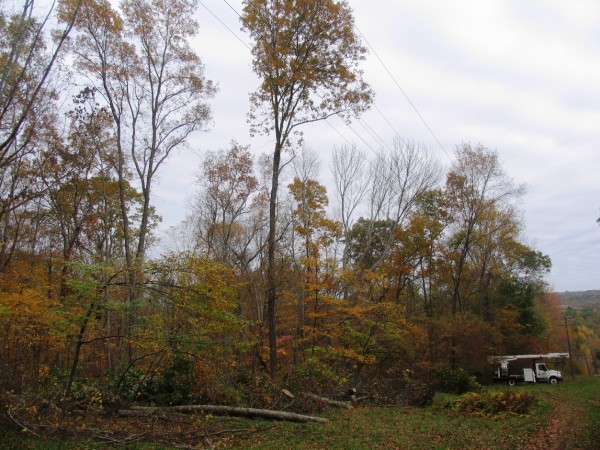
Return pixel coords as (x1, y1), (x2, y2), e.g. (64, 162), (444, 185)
(444, 390), (536, 417)
(402, 378), (437, 407)
(284, 357), (347, 395)
(137, 355), (197, 406)
(432, 367), (482, 394)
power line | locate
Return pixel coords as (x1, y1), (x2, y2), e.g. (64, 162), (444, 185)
(359, 118), (393, 153)
(314, 87), (378, 152)
(374, 103), (402, 140)
(198, 0), (251, 50)
(222, 0), (242, 18)
(355, 25), (452, 162)
(324, 119), (353, 146)
(373, 103), (410, 149)
(341, 119), (377, 152)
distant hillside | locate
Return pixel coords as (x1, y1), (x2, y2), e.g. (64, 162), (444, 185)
(555, 290), (600, 309)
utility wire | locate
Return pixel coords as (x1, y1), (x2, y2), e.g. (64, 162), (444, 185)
(372, 103), (411, 149)
(199, 0), (251, 50)
(222, 0), (242, 18)
(374, 103), (402, 140)
(355, 25), (452, 161)
(359, 118), (393, 153)
(341, 118), (377, 152)
(324, 120), (353, 146)
(314, 87), (379, 152)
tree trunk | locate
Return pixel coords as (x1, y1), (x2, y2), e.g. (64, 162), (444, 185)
(266, 143), (282, 379)
(122, 404), (328, 424)
(302, 392), (353, 409)
(65, 299), (96, 398)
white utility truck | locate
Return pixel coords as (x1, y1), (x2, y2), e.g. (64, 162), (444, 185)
(489, 353), (569, 386)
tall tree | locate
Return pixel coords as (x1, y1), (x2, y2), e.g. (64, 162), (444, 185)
(121, 0), (216, 261)
(444, 143), (525, 366)
(0, 0), (83, 270)
(67, 0), (216, 265)
(445, 143), (525, 316)
(62, 0), (138, 271)
(64, 0), (215, 364)
(241, 0), (373, 378)
(331, 143), (368, 269)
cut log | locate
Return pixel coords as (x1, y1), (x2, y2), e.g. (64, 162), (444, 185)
(282, 388), (295, 399)
(120, 405), (328, 424)
(302, 393), (353, 409)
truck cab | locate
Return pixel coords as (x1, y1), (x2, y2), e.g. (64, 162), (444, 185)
(534, 362), (563, 384)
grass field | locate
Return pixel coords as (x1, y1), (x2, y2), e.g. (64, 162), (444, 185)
(2, 377), (599, 449)
(217, 378), (600, 449)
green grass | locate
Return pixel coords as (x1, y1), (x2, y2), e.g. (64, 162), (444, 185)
(224, 398), (546, 449)
(2, 377), (599, 449)
(226, 378), (600, 449)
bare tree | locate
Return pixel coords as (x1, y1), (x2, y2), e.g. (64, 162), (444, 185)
(292, 145), (321, 183)
(122, 0), (216, 261)
(361, 139), (442, 270)
(331, 143), (369, 258)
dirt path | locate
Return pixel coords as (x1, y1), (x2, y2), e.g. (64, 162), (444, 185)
(524, 392), (586, 450)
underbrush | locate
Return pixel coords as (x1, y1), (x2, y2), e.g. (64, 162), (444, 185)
(431, 366), (482, 394)
(3, 375), (599, 449)
(439, 390), (536, 417)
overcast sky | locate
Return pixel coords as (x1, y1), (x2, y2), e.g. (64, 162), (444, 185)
(152, 0), (600, 293)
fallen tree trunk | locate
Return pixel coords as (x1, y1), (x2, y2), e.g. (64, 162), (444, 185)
(302, 393), (353, 409)
(120, 405), (328, 424)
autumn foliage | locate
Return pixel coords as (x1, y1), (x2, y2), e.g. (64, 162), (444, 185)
(0, 4), (597, 447)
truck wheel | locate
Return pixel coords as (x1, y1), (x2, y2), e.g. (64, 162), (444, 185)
(549, 377), (558, 384)
(508, 379), (516, 386)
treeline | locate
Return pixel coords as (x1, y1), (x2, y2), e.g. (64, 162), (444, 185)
(0, 0), (594, 410)
(557, 290), (600, 308)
